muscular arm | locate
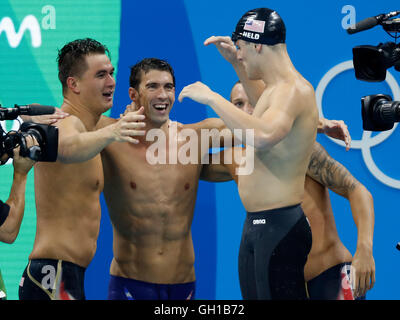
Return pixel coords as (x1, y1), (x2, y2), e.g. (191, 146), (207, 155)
(307, 142), (375, 296)
(187, 117), (234, 148)
(209, 84), (302, 150)
(57, 111), (145, 164)
(57, 116), (116, 163)
(179, 82), (304, 150)
(200, 151), (233, 182)
(307, 142), (359, 196)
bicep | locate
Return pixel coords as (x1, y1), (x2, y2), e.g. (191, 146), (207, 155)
(190, 118), (226, 131)
(257, 106), (295, 147)
(190, 118), (233, 148)
(56, 117), (86, 159)
(200, 152), (233, 182)
(307, 142), (359, 197)
(254, 86), (302, 148)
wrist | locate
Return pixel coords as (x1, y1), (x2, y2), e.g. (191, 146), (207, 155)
(356, 241), (373, 253)
(20, 115), (32, 122)
(13, 170), (29, 180)
(102, 123), (117, 143)
(208, 91), (222, 109)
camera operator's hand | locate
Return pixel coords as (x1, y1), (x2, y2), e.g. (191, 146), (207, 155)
(12, 135), (37, 174)
(20, 105), (69, 125)
(0, 135), (37, 244)
(318, 118), (352, 151)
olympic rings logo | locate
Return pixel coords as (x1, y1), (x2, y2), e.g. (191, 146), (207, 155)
(316, 60), (400, 189)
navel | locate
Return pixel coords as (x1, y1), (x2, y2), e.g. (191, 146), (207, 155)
(184, 183), (190, 190)
(130, 181), (137, 190)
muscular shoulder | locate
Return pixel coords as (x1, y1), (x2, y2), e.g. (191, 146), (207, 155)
(280, 79), (318, 124)
(281, 79), (314, 105)
(254, 80), (307, 116)
(56, 114), (86, 134)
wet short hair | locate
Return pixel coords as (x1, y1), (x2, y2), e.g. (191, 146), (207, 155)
(57, 38), (110, 94)
(129, 58), (175, 90)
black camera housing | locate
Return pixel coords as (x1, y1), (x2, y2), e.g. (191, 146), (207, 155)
(353, 42), (400, 82)
(20, 122), (58, 161)
(362, 94), (400, 131)
(0, 122), (58, 163)
(350, 15), (400, 131)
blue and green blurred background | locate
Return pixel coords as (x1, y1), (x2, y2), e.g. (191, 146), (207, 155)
(1, 0), (399, 300)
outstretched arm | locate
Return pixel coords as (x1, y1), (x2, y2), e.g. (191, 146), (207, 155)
(205, 36), (351, 151)
(57, 107), (146, 163)
(200, 150), (234, 183)
(307, 142), (375, 298)
(179, 81), (303, 150)
(187, 117), (237, 150)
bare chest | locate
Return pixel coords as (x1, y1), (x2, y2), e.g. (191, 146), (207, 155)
(103, 142), (202, 201)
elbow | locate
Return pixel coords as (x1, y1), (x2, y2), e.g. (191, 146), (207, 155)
(5, 235), (17, 244)
(251, 127), (287, 150)
(357, 183), (372, 198)
(363, 186), (373, 202)
(349, 183), (374, 204)
(0, 231), (17, 244)
(252, 131), (274, 150)
(253, 138), (269, 150)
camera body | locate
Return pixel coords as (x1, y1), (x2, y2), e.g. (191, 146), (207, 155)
(362, 94), (400, 131)
(0, 122), (58, 163)
(350, 14), (400, 131)
(0, 104), (58, 163)
(353, 42), (400, 82)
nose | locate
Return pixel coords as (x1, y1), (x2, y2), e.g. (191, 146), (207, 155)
(157, 87), (168, 99)
(106, 73), (115, 88)
(244, 104), (254, 115)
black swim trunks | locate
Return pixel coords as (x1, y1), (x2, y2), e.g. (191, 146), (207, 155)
(238, 204), (312, 300)
(19, 259), (86, 300)
(307, 262), (366, 300)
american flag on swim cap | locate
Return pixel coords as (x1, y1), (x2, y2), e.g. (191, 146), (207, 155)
(244, 19), (265, 33)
